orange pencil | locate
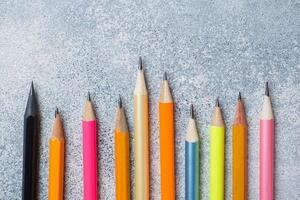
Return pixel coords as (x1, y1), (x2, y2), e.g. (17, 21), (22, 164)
(159, 72), (175, 200)
(48, 109), (65, 200)
(232, 92), (248, 200)
(114, 97), (130, 200)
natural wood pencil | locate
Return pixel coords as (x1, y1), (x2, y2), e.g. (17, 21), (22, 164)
(134, 57), (149, 200)
(210, 98), (225, 200)
(159, 73), (175, 200)
(48, 109), (65, 200)
(232, 93), (247, 200)
(114, 97), (130, 200)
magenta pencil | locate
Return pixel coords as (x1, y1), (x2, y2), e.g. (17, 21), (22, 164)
(260, 82), (274, 200)
(83, 93), (98, 200)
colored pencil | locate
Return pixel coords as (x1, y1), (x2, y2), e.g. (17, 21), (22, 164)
(232, 93), (247, 200)
(185, 104), (200, 200)
(260, 82), (274, 200)
(114, 97), (130, 200)
(134, 57), (149, 199)
(159, 72), (175, 200)
(48, 108), (65, 200)
(22, 82), (39, 200)
(210, 98), (225, 200)
(82, 93), (98, 200)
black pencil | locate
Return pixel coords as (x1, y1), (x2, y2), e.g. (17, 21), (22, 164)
(22, 82), (39, 200)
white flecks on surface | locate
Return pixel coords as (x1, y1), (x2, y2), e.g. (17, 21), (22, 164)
(0, 0), (299, 199)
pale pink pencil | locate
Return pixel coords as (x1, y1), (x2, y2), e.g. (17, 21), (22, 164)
(260, 82), (274, 200)
(83, 93), (98, 200)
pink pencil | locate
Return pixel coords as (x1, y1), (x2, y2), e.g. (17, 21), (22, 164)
(260, 82), (274, 200)
(83, 93), (98, 200)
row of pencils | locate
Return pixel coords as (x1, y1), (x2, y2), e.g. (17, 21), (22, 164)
(22, 58), (274, 200)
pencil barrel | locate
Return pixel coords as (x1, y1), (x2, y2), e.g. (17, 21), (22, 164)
(134, 95), (149, 200)
(210, 126), (225, 200)
(159, 103), (175, 200)
(232, 125), (247, 200)
(83, 121), (98, 200)
(260, 120), (274, 200)
(185, 141), (200, 200)
(22, 116), (38, 200)
(115, 130), (130, 200)
(48, 138), (65, 200)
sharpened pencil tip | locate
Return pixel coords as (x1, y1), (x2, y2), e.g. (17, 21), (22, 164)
(138, 56), (143, 70)
(238, 92), (242, 100)
(29, 81), (35, 95)
(163, 72), (167, 81)
(190, 104), (195, 119)
(265, 82), (269, 96)
(216, 97), (220, 107)
(87, 92), (91, 101)
(25, 81), (38, 117)
(118, 95), (122, 108)
(55, 108), (59, 117)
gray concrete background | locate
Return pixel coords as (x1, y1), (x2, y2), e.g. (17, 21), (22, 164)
(0, 0), (299, 199)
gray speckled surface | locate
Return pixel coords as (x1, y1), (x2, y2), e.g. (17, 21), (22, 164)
(0, 0), (299, 199)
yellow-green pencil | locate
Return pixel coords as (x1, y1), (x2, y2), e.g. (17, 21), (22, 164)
(210, 98), (225, 200)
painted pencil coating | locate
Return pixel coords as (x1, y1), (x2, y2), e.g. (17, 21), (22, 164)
(260, 120), (274, 200)
(114, 102), (130, 200)
(232, 96), (247, 200)
(210, 101), (225, 200)
(48, 138), (64, 200)
(22, 83), (39, 200)
(48, 112), (65, 200)
(83, 96), (98, 200)
(185, 141), (200, 200)
(115, 131), (130, 200)
(232, 125), (247, 200)
(260, 85), (274, 200)
(83, 121), (97, 200)
(159, 77), (175, 200)
(210, 126), (225, 200)
(185, 107), (200, 200)
(159, 102), (175, 200)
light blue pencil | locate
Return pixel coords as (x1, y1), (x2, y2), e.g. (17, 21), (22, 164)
(185, 104), (200, 200)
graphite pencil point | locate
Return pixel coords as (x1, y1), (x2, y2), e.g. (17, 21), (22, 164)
(216, 97), (220, 107)
(118, 95), (122, 108)
(265, 82), (269, 96)
(163, 72), (167, 81)
(238, 92), (242, 101)
(87, 92), (91, 101)
(138, 57), (143, 70)
(190, 104), (195, 119)
(55, 108), (59, 117)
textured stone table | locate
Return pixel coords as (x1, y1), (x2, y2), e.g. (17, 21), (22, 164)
(0, 0), (299, 199)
